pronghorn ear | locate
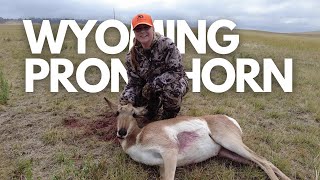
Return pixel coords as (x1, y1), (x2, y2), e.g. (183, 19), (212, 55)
(104, 97), (118, 113)
(133, 106), (148, 116)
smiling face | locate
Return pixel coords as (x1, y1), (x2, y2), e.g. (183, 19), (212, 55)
(134, 24), (154, 48)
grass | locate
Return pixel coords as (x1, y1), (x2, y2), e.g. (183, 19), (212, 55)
(0, 69), (9, 104)
(41, 128), (67, 145)
(52, 154), (109, 179)
(12, 158), (33, 180)
(0, 24), (319, 179)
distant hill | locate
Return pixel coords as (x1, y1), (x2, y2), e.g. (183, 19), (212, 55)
(0, 17), (22, 24)
(235, 28), (320, 38)
(299, 31), (320, 35)
(286, 31), (320, 38)
(0, 17), (94, 24)
(1, 17), (319, 37)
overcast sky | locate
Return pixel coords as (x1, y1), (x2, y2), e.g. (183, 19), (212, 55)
(1, 0), (320, 32)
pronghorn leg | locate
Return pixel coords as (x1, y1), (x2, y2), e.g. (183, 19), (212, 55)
(218, 147), (252, 165)
(220, 140), (279, 180)
(218, 146), (291, 180)
(270, 164), (291, 180)
(238, 143), (281, 180)
(207, 117), (289, 180)
(209, 133), (280, 180)
(242, 145), (291, 180)
(161, 150), (178, 180)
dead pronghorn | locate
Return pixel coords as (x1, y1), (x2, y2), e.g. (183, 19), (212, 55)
(105, 98), (290, 180)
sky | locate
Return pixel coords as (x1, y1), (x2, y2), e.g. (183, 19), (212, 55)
(1, 0), (320, 33)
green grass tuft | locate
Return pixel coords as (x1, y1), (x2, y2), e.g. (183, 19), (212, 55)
(0, 70), (9, 104)
(315, 112), (320, 123)
(12, 159), (33, 180)
(41, 129), (66, 145)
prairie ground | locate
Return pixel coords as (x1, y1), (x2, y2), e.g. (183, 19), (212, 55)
(0, 24), (319, 179)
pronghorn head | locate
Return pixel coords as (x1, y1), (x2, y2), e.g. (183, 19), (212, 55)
(104, 97), (147, 139)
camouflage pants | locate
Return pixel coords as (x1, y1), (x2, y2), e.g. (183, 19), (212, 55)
(120, 77), (188, 116)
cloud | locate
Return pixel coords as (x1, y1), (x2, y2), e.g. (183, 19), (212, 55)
(1, 0), (319, 32)
(243, 2), (290, 15)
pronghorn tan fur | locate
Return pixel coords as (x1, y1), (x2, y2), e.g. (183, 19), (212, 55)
(105, 98), (290, 180)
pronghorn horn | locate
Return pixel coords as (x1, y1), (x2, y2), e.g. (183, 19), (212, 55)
(104, 97), (118, 112)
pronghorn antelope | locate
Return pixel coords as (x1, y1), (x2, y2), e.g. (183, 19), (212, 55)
(105, 98), (290, 180)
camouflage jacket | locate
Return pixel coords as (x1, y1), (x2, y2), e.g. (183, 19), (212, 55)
(121, 32), (188, 103)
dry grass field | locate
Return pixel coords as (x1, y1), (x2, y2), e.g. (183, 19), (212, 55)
(0, 24), (319, 179)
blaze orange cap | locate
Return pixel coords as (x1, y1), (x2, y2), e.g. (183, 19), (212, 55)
(132, 13), (153, 30)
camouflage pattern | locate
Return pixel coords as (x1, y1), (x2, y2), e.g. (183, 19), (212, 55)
(119, 32), (189, 118)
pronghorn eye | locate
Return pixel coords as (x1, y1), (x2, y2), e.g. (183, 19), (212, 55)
(133, 113), (138, 118)
(115, 111), (120, 116)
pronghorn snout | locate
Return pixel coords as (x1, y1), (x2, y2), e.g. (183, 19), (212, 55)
(117, 128), (127, 139)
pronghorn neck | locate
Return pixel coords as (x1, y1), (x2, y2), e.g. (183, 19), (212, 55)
(122, 123), (141, 150)
(130, 123), (141, 139)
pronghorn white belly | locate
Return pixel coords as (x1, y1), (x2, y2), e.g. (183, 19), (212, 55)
(165, 119), (221, 166)
(126, 145), (164, 165)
